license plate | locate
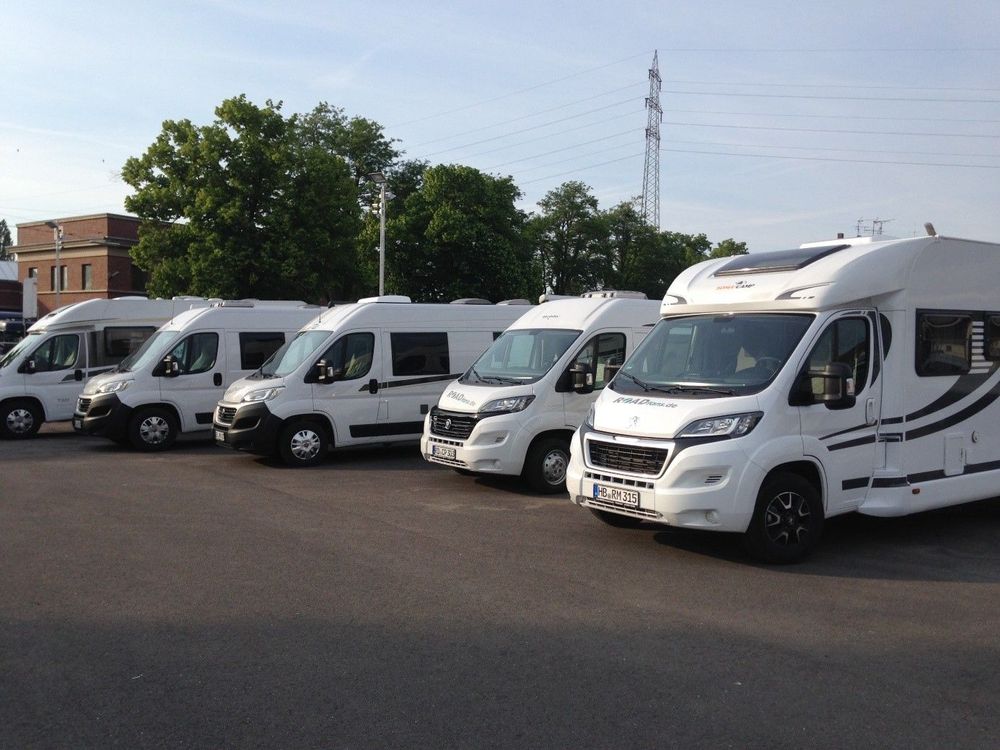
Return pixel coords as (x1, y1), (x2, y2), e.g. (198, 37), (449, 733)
(431, 444), (457, 460)
(592, 482), (640, 508)
(73, 417), (82, 430)
(215, 430), (225, 442)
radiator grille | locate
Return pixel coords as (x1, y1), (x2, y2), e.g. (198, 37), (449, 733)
(429, 408), (477, 439)
(216, 406), (237, 425)
(588, 440), (669, 476)
(77, 397), (92, 413)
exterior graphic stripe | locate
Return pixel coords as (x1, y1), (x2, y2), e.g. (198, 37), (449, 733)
(904, 381), (1000, 441)
(827, 434), (877, 451)
(358, 373), (461, 392)
(841, 477), (870, 491)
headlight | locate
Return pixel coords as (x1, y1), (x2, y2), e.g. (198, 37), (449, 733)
(584, 403), (596, 428)
(677, 411), (762, 439)
(96, 379), (132, 394)
(479, 395), (535, 414)
(241, 386), (285, 403)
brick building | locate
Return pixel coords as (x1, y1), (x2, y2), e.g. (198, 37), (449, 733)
(12, 214), (148, 316)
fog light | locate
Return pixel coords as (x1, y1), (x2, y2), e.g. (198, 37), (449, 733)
(705, 510), (719, 524)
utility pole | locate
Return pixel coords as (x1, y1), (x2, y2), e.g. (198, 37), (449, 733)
(641, 50), (662, 230)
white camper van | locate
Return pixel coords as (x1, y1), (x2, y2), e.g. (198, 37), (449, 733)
(421, 292), (660, 492)
(213, 296), (529, 466)
(0, 297), (207, 439)
(74, 300), (319, 450)
(567, 232), (1000, 562)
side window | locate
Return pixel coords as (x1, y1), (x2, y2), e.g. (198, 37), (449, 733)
(31, 334), (81, 372)
(574, 333), (626, 390)
(239, 332), (285, 370)
(169, 332), (218, 375)
(318, 333), (375, 380)
(391, 332), (449, 376)
(807, 317), (870, 391)
(985, 315), (1000, 361)
(101, 327), (156, 366)
(916, 313), (971, 376)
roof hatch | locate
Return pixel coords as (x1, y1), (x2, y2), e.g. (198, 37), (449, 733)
(713, 244), (849, 277)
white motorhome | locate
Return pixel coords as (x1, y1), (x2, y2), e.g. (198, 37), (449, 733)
(567, 232), (1000, 562)
(74, 300), (319, 450)
(421, 292), (660, 492)
(0, 297), (207, 439)
(213, 296), (529, 466)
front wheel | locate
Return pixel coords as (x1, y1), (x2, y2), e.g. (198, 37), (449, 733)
(0, 400), (43, 439)
(743, 472), (824, 564)
(522, 437), (570, 494)
(128, 407), (178, 451)
(279, 421), (328, 467)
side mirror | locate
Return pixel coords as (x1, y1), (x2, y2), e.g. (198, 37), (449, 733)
(794, 362), (856, 409)
(155, 355), (179, 378)
(19, 358), (36, 374)
(74, 369), (84, 382)
(569, 362), (595, 394)
(310, 359), (341, 384)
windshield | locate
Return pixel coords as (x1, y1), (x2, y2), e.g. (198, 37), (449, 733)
(256, 330), (331, 379)
(461, 328), (582, 386)
(613, 313), (814, 397)
(117, 330), (174, 373)
(0, 331), (43, 369)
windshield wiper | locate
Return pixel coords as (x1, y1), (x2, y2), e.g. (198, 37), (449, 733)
(468, 367), (520, 385)
(617, 371), (679, 396)
(662, 384), (735, 396)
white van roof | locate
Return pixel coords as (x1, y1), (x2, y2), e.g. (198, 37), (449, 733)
(301, 297), (527, 332)
(662, 235), (1000, 314)
(28, 297), (210, 332)
(160, 300), (318, 331)
(508, 295), (660, 332)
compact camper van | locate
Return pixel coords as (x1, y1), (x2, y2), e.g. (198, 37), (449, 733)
(0, 297), (207, 439)
(567, 233), (1000, 562)
(74, 300), (319, 450)
(213, 296), (528, 466)
(421, 292), (660, 492)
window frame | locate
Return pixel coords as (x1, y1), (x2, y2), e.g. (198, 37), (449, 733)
(389, 331), (450, 377)
(238, 331), (286, 371)
(571, 331), (627, 391)
(915, 310), (973, 377)
(168, 332), (219, 375)
(803, 315), (872, 395)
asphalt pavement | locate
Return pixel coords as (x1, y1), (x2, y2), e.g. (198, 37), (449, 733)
(1, 424), (998, 749)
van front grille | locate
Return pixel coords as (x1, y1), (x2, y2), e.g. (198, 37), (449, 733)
(216, 406), (237, 425)
(588, 440), (669, 476)
(429, 408), (477, 439)
(77, 397), (92, 413)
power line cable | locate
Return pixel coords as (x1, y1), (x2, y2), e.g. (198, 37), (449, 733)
(663, 119), (1000, 139)
(661, 88), (1000, 104)
(661, 78), (1000, 94)
(665, 107), (1000, 125)
(661, 136), (1000, 160)
(482, 130), (641, 170)
(660, 146), (1000, 169)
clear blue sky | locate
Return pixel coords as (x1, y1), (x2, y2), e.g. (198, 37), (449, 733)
(3, 0), (1000, 251)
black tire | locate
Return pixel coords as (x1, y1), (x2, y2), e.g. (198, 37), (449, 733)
(0, 400), (42, 439)
(128, 407), (178, 452)
(278, 421), (328, 467)
(743, 472), (824, 564)
(589, 507), (645, 529)
(522, 437), (570, 494)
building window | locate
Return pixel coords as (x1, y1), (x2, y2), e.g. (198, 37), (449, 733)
(27, 267), (38, 279)
(50, 266), (57, 291)
(82, 264), (93, 290)
(60, 265), (68, 291)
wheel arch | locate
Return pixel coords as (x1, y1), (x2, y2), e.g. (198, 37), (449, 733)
(281, 412), (336, 447)
(521, 428), (575, 472)
(1, 396), (46, 422)
(761, 460), (825, 513)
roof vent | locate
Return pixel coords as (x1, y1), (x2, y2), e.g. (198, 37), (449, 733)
(358, 295), (411, 304)
(497, 298), (532, 306)
(581, 290), (648, 299)
(450, 298), (492, 305)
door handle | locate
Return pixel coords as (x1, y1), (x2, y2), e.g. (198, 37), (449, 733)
(368, 378), (379, 395)
(865, 397), (877, 426)
(214, 373), (222, 386)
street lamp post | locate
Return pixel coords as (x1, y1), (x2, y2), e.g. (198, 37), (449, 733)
(44, 220), (63, 310)
(367, 172), (388, 296)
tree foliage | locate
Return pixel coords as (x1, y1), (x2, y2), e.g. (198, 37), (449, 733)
(529, 181), (609, 295)
(0, 219), (12, 261)
(378, 165), (536, 302)
(122, 95), (365, 301)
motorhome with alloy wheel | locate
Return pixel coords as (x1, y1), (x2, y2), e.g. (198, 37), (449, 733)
(421, 292), (660, 492)
(567, 231), (1000, 563)
(0, 297), (208, 439)
(213, 296), (529, 466)
(74, 300), (319, 450)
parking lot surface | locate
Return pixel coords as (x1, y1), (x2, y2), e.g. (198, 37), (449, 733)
(2, 424), (999, 749)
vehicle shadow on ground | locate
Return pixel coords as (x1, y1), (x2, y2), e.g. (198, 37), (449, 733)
(646, 498), (1000, 582)
(249, 442), (427, 471)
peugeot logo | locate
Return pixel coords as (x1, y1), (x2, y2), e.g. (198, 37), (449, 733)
(629, 415), (640, 428)
(444, 418), (453, 430)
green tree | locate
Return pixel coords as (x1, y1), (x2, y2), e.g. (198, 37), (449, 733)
(710, 238), (749, 258)
(381, 164), (536, 302)
(0, 219), (12, 261)
(529, 181), (609, 295)
(121, 95), (361, 301)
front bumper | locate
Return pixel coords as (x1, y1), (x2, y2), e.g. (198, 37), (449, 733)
(213, 401), (283, 454)
(421, 409), (529, 475)
(74, 393), (132, 441)
(566, 426), (762, 533)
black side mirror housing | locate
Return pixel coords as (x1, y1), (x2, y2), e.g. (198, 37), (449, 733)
(569, 362), (595, 395)
(308, 359), (340, 385)
(18, 358), (36, 374)
(154, 355), (179, 378)
(792, 362), (856, 409)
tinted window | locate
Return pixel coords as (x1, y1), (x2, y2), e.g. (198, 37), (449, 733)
(169, 332), (219, 375)
(807, 317), (870, 390)
(31, 333), (80, 372)
(104, 327), (156, 361)
(986, 316), (1000, 361)
(318, 333), (375, 380)
(916, 313), (971, 376)
(391, 332), (449, 376)
(239, 332), (286, 370)
(573, 333), (626, 390)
